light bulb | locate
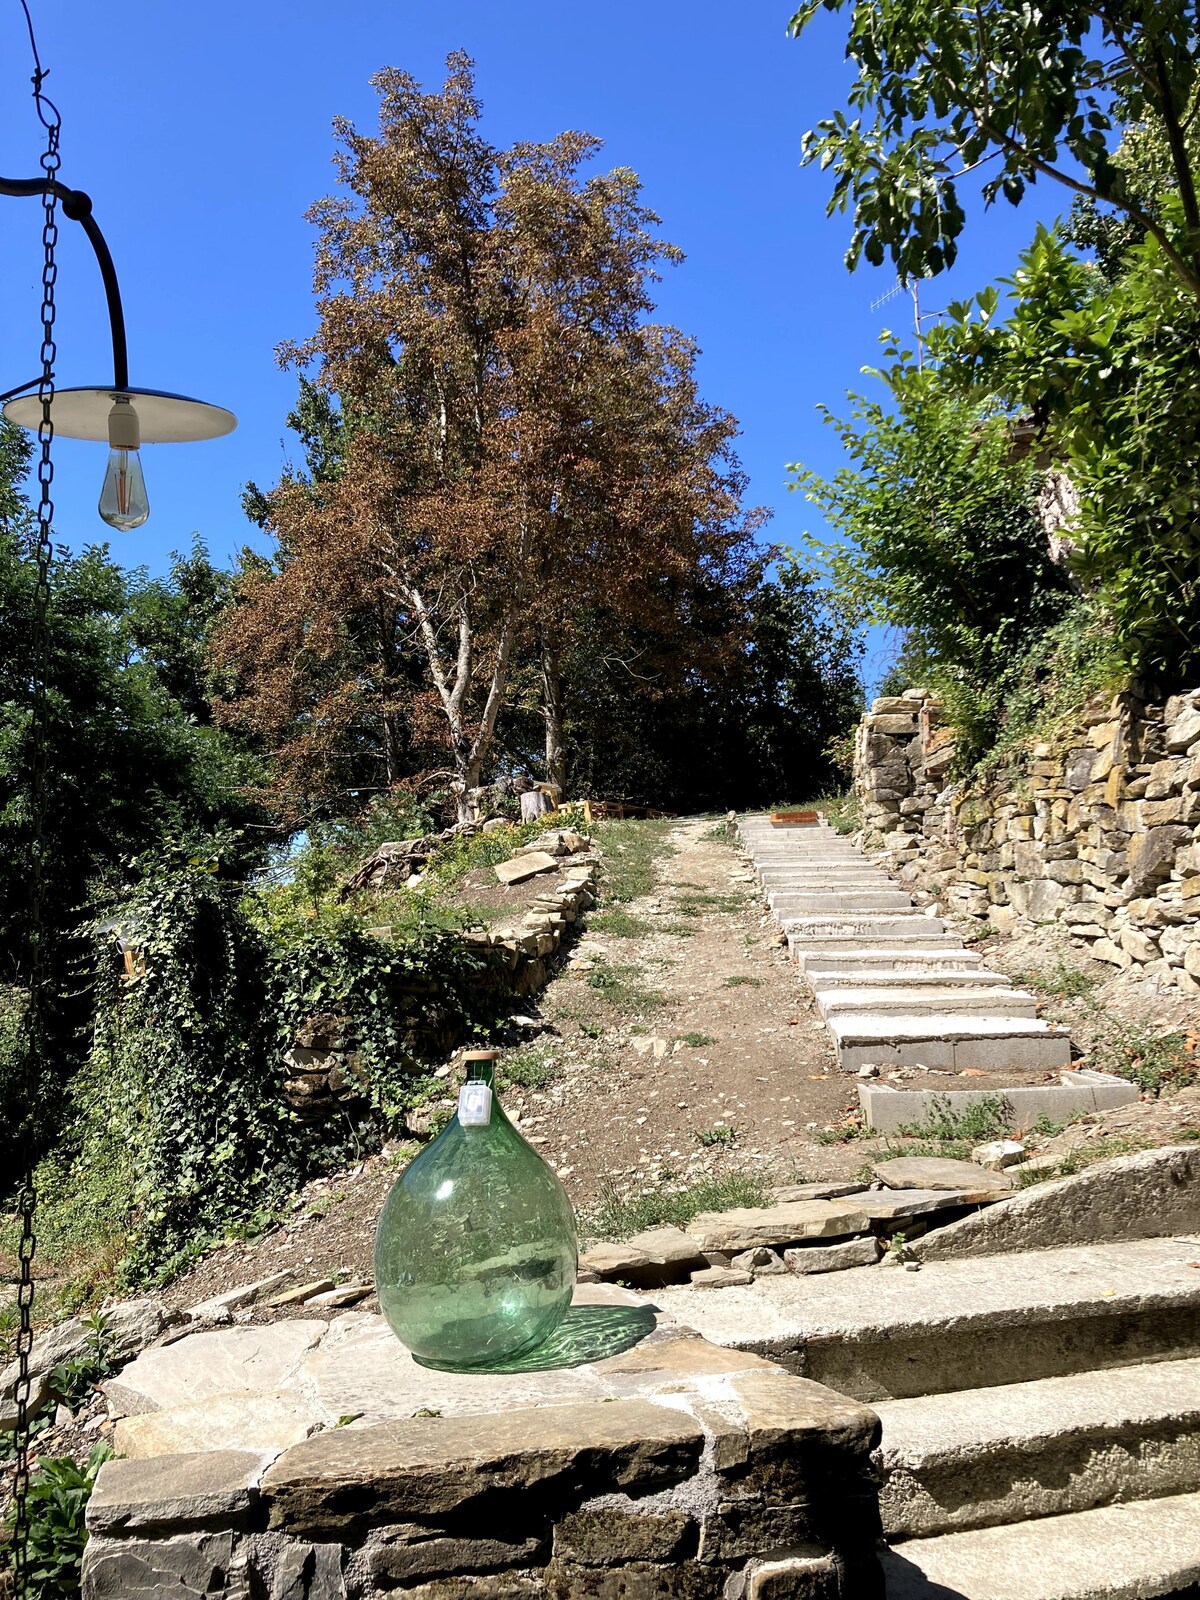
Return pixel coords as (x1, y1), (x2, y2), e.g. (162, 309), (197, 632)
(98, 396), (149, 531)
(99, 448), (149, 531)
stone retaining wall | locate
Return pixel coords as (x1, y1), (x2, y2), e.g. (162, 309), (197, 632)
(284, 864), (598, 1134)
(852, 686), (1200, 990)
(82, 1323), (885, 1599)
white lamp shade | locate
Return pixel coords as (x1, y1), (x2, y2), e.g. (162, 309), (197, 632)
(4, 386), (236, 443)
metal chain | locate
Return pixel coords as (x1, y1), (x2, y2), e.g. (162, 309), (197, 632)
(10, 107), (61, 1598)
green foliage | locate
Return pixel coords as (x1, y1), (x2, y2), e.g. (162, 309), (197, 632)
(587, 908), (651, 939)
(696, 1123), (738, 1148)
(7, 1445), (113, 1598)
(584, 961), (666, 1014)
(789, 0), (1200, 301)
(1088, 1020), (1197, 1096)
(674, 1031), (716, 1048)
(1011, 963), (1097, 1000)
(497, 1046), (558, 1091)
(585, 1170), (769, 1239)
(723, 975), (761, 988)
(931, 226), (1200, 682)
(592, 819), (676, 903)
(0, 528), (263, 1186)
(76, 840), (298, 1282)
(892, 1095), (1012, 1142)
(792, 374), (1075, 761)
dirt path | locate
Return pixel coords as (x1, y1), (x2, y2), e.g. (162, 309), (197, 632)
(503, 817), (853, 1209)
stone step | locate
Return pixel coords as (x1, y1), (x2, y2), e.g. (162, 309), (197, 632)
(881, 1490), (1200, 1599)
(783, 915), (950, 940)
(799, 949), (984, 975)
(829, 1012), (1072, 1072)
(769, 892), (915, 914)
(876, 1357), (1200, 1540)
(810, 968), (1010, 990)
(653, 1236), (1200, 1402)
(816, 985), (1038, 1021)
(790, 937), (967, 964)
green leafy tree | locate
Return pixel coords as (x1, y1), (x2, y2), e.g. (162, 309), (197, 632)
(791, 368), (1074, 755)
(0, 514), (263, 1184)
(924, 225), (1200, 680)
(790, 0), (1200, 298)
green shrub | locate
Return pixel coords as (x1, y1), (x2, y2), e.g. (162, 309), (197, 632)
(7, 1445), (113, 1598)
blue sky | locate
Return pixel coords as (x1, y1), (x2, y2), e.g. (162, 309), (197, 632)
(0, 1), (1067, 683)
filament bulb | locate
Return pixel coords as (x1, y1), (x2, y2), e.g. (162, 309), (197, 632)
(98, 396), (149, 531)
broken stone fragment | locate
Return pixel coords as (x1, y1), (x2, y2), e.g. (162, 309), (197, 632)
(730, 1246), (786, 1277)
(689, 1266), (754, 1288)
(783, 1236), (881, 1275)
(972, 1139), (1026, 1171)
(185, 1271), (296, 1323)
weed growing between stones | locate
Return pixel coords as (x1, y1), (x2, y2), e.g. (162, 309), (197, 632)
(724, 975), (763, 988)
(893, 1095), (1012, 1143)
(1087, 1019), (1198, 1096)
(585, 1171), (770, 1239)
(585, 961), (667, 1014)
(498, 1047), (559, 1091)
(1011, 962), (1097, 1000)
(696, 1124), (738, 1148)
(675, 1032), (716, 1048)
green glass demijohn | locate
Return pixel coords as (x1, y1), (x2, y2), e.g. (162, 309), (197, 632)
(374, 1051), (578, 1370)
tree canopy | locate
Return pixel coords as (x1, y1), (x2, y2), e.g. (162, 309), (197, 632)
(790, 0), (1200, 298)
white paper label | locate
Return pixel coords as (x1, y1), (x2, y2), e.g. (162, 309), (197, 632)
(458, 1082), (493, 1126)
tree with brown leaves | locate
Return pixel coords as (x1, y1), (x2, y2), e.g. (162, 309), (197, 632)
(214, 55), (763, 820)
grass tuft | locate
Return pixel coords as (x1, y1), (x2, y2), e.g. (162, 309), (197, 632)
(585, 1171), (770, 1240)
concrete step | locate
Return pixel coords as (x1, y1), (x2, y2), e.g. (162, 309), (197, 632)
(881, 1489), (1200, 1599)
(799, 949), (984, 975)
(877, 1357), (1200, 1539)
(830, 1012), (1072, 1072)
(790, 937), (967, 964)
(816, 985), (1038, 1021)
(810, 968), (1010, 990)
(769, 892), (915, 914)
(653, 1236), (1200, 1402)
(783, 915), (950, 940)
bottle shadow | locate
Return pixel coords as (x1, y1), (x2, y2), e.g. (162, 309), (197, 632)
(416, 1304), (659, 1374)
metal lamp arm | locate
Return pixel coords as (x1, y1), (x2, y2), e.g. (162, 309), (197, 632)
(0, 175), (128, 398)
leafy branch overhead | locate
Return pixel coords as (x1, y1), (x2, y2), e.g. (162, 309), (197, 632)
(789, 0), (1200, 296)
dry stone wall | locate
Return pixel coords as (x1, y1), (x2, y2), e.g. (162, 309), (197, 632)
(852, 687), (1200, 991)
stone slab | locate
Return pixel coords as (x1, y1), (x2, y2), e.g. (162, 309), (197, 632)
(1, 1297), (176, 1431)
(881, 1489), (1200, 1600)
(915, 1145), (1200, 1260)
(810, 970), (1011, 991)
(851, 1189), (980, 1224)
(185, 1271), (294, 1321)
(652, 1236), (1200, 1401)
(687, 1200), (870, 1251)
(873, 1158), (1014, 1201)
(87, 1449), (274, 1533)
(104, 1321), (327, 1419)
(494, 851), (558, 885)
(114, 1390), (320, 1460)
(784, 1237), (881, 1275)
(82, 1531), (239, 1599)
(261, 1400), (705, 1533)
(876, 1356), (1200, 1539)
(857, 1073), (1139, 1134)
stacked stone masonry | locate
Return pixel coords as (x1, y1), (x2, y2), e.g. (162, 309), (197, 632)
(80, 1306), (886, 1599)
(853, 686), (1200, 989)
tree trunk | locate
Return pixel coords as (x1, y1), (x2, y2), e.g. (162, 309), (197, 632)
(541, 640), (567, 796)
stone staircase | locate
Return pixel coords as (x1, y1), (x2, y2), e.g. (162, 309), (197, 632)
(739, 814), (1074, 1077)
(657, 1219), (1200, 1598)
